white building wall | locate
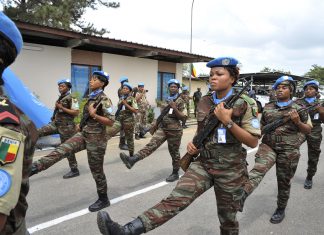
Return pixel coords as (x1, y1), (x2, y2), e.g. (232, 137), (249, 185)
(9, 43), (71, 108)
(102, 54), (158, 107)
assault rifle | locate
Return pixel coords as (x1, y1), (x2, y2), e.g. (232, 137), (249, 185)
(115, 96), (128, 119)
(149, 94), (180, 135)
(51, 94), (68, 121)
(262, 101), (323, 135)
(79, 97), (103, 130)
(179, 79), (252, 171)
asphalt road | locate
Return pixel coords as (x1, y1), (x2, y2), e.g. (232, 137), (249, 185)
(27, 124), (324, 235)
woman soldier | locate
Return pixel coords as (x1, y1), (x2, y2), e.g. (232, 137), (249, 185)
(31, 71), (115, 212)
(295, 80), (324, 189)
(97, 56), (261, 235)
(241, 76), (312, 224)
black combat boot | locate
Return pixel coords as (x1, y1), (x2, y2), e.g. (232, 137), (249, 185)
(238, 191), (248, 212)
(135, 134), (140, 140)
(304, 175), (313, 189)
(120, 153), (140, 169)
(97, 211), (145, 235)
(63, 168), (80, 179)
(165, 169), (179, 182)
(270, 208), (285, 224)
(220, 227), (239, 235)
(119, 137), (129, 150)
(89, 193), (110, 212)
(30, 163), (40, 177)
(140, 127), (150, 138)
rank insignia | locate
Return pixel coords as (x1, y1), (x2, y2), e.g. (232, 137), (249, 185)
(0, 137), (20, 165)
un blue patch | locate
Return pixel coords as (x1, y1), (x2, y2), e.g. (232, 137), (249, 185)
(0, 169), (12, 197)
(251, 118), (260, 129)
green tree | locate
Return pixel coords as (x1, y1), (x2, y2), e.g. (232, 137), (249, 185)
(260, 67), (291, 74)
(304, 64), (324, 85)
(1, 0), (120, 36)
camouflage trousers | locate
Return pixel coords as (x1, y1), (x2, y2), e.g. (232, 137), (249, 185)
(135, 110), (148, 134)
(38, 121), (78, 169)
(139, 146), (247, 234)
(136, 128), (183, 170)
(305, 124), (322, 177)
(34, 131), (108, 195)
(244, 142), (300, 209)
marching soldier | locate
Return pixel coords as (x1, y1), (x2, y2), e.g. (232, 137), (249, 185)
(116, 82), (138, 157)
(240, 76), (312, 224)
(181, 86), (190, 128)
(134, 82), (150, 139)
(295, 80), (324, 189)
(120, 79), (187, 182)
(97, 56), (261, 235)
(38, 78), (80, 179)
(118, 76), (129, 150)
(30, 71), (115, 212)
(0, 12), (38, 234)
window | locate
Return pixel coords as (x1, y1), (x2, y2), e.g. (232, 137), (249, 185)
(71, 64), (101, 100)
(157, 72), (175, 101)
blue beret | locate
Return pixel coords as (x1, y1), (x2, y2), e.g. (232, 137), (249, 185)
(93, 71), (109, 83)
(57, 79), (71, 87)
(206, 57), (239, 68)
(167, 79), (180, 87)
(119, 76), (128, 83)
(138, 82), (145, 87)
(182, 86), (189, 91)
(272, 76), (295, 90)
(0, 12), (23, 54)
(303, 80), (319, 90)
(122, 82), (133, 91)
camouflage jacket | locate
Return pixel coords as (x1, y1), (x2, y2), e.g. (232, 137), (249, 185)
(0, 96), (38, 234)
(135, 91), (150, 110)
(53, 93), (79, 125)
(118, 95), (138, 119)
(159, 95), (187, 130)
(295, 98), (324, 125)
(261, 101), (310, 146)
(82, 91), (113, 134)
(197, 93), (260, 148)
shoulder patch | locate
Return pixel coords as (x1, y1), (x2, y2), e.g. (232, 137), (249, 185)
(0, 169), (12, 197)
(0, 136), (21, 165)
(251, 118), (260, 129)
(240, 94), (256, 105)
(0, 98), (20, 125)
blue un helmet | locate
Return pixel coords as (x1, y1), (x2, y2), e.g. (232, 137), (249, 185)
(272, 75), (296, 92)
(57, 79), (72, 89)
(92, 71), (109, 87)
(119, 76), (128, 84)
(167, 79), (180, 88)
(182, 86), (189, 91)
(303, 80), (319, 91)
(138, 82), (144, 87)
(0, 12), (23, 55)
(122, 82), (133, 91)
(206, 56), (240, 68)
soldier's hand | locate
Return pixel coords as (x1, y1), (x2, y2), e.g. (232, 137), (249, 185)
(169, 101), (177, 109)
(214, 102), (233, 124)
(88, 103), (97, 117)
(55, 102), (63, 109)
(187, 141), (198, 155)
(289, 109), (301, 125)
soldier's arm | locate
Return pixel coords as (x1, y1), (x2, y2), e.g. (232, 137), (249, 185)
(122, 99), (138, 114)
(58, 105), (79, 116)
(0, 214), (7, 232)
(169, 101), (186, 121)
(88, 101), (114, 127)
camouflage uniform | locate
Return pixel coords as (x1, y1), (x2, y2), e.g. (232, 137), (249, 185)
(135, 91), (150, 136)
(117, 87), (127, 147)
(295, 98), (323, 179)
(117, 95), (138, 156)
(37, 92), (79, 170)
(32, 92), (113, 199)
(181, 91), (190, 126)
(0, 96), (38, 235)
(243, 102), (310, 209)
(135, 95), (187, 172)
(137, 93), (261, 235)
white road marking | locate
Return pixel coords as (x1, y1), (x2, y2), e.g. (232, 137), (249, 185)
(28, 147), (257, 233)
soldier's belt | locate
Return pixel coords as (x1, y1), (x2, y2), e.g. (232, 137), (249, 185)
(265, 135), (297, 143)
(200, 145), (242, 159)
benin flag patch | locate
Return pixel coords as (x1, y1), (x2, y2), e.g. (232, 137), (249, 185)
(0, 137), (20, 165)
